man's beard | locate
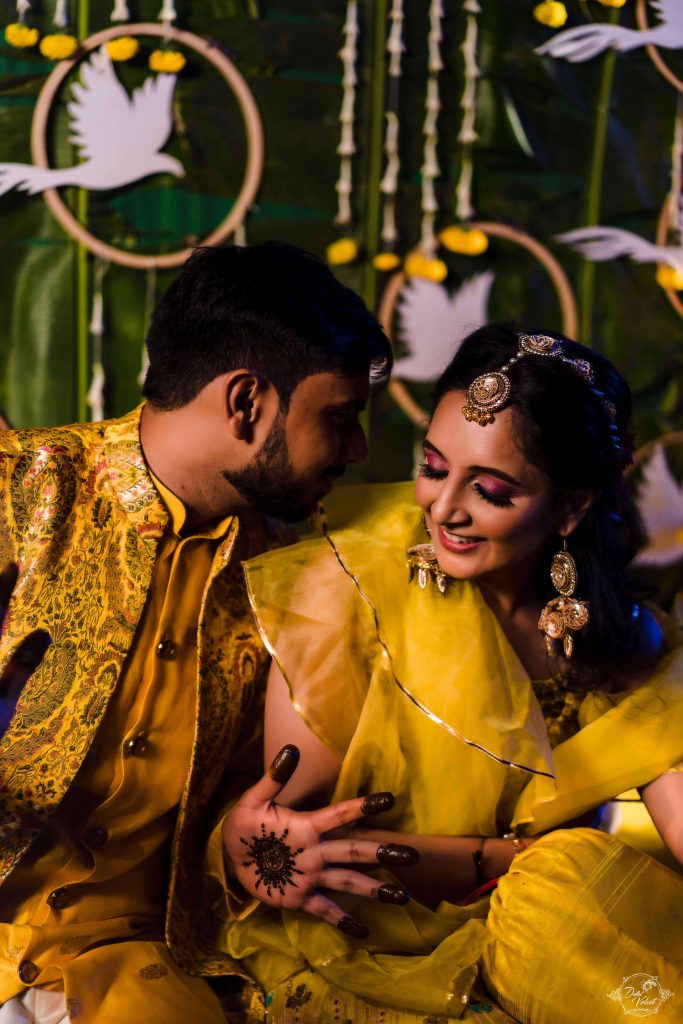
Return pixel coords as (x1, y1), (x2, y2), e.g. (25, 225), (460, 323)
(222, 414), (328, 522)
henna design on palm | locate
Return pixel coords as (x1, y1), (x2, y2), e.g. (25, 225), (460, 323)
(241, 823), (305, 897)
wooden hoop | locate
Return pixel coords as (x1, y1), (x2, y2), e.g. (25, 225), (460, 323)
(31, 24), (264, 270)
(655, 193), (683, 319)
(630, 431), (683, 472)
(636, 0), (683, 95)
(379, 221), (579, 426)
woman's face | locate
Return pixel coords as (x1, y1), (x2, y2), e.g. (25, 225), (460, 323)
(415, 390), (559, 591)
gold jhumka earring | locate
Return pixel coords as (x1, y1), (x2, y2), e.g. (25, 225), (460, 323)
(407, 521), (448, 594)
(537, 538), (589, 658)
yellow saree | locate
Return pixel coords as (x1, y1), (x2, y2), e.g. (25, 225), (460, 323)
(223, 483), (683, 1024)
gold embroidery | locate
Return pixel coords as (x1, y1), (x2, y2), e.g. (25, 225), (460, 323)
(139, 962), (169, 979)
(59, 934), (92, 955)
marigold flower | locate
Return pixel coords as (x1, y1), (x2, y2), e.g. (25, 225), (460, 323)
(106, 36), (139, 61)
(326, 238), (359, 266)
(5, 22), (39, 48)
(440, 226), (489, 256)
(39, 33), (78, 60)
(656, 264), (683, 291)
(149, 48), (186, 73)
(533, 1), (568, 27)
(596, 0), (626, 7)
(404, 252), (448, 282)
(373, 251), (401, 271)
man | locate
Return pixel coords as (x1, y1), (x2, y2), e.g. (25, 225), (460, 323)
(0, 242), (398, 1023)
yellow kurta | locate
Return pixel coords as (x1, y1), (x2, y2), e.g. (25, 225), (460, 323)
(226, 482), (683, 1024)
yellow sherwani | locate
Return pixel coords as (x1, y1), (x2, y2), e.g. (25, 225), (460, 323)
(0, 407), (289, 1019)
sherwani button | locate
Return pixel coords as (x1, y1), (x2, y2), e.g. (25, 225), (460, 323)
(156, 638), (177, 660)
(123, 733), (147, 757)
(18, 960), (39, 984)
(84, 827), (108, 849)
(46, 886), (74, 910)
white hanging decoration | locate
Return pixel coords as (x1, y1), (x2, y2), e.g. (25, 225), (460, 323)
(419, 0), (444, 256)
(16, 0), (31, 22)
(334, 0), (359, 228)
(0, 50), (185, 199)
(87, 260), (109, 423)
(138, 267), (157, 389)
(395, 272), (494, 382)
(379, 0), (404, 251)
(158, 0), (178, 24)
(633, 446), (683, 566)
(455, 0), (481, 223)
(53, 0), (69, 29)
(536, 1), (683, 65)
(668, 97), (683, 244)
(110, 0), (130, 22)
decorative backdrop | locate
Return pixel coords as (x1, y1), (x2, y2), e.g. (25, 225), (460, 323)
(0, 0), (682, 591)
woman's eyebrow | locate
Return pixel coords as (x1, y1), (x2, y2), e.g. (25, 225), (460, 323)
(468, 464), (522, 487)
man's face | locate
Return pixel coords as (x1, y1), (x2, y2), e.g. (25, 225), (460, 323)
(223, 371), (369, 521)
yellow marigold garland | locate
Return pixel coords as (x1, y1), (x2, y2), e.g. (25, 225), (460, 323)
(533, 1), (568, 27)
(4, 22), (39, 48)
(39, 33), (78, 60)
(404, 251), (448, 282)
(106, 36), (139, 62)
(373, 252), (401, 272)
(326, 238), (359, 266)
(440, 226), (489, 256)
(656, 265), (683, 291)
(149, 48), (186, 73)
(596, 0), (627, 7)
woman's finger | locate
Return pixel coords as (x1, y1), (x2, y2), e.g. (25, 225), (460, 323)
(320, 838), (418, 868)
(317, 868), (409, 904)
(301, 891), (369, 938)
(238, 744), (301, 810)
(308, 791), (395, 835)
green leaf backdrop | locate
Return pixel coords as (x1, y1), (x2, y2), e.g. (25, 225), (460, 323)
(0, 0), (681, 499)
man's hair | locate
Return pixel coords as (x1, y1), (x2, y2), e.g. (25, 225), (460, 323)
(142, 241), (392, 410)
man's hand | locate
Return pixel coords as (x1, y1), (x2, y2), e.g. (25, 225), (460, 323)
(223, 744), (418, 938)
(0, 563), (51, 739)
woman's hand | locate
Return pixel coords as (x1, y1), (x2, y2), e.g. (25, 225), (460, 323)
(222, 745), (418, 937)
(0, 563), (51, 738)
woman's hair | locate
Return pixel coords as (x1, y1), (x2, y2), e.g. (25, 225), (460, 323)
(432, 322), (647, 689)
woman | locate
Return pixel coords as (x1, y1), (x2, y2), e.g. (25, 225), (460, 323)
(220, 325), (683, 1023)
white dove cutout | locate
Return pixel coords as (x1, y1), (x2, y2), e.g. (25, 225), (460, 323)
(634, 446), (683, 566)
(0, 48), (184, 198)
(394, 273), (495, 383)
(536, 0), (683, 63)
(556, 226), (683, 275)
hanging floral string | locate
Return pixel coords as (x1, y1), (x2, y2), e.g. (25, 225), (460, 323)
(374, 0), (404, 272)
(328, 0), (359, 266)
(138, 267), (158, 389)
(86, 260), (110, 423)
(5, 0), (39, 48)
(405, 0), (447, 281)
(107, 0), (139, 61)
(657, 97), (683, 291)
(150, 0), (186, 73)
(40, 0), (78, 60)
(441, 0), (488, 257)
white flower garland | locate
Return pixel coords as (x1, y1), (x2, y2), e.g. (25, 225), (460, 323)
(334, 0), (359, 229)
(379, 0), (404, 251)
(455, 0), (482, 223)
(420, 0), (444, 255)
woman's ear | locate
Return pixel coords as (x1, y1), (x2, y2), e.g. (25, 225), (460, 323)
(557, 491), (595, 538)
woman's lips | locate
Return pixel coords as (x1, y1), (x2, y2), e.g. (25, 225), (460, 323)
(437, 527), (485, 554)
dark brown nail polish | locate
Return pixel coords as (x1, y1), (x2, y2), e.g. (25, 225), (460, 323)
(0, 563), (18, 608)
(337, 916), (369, 939)
(376, 843), (419, 866)
(15, 631), (51, 672)
(377, 883), (409, 905)
(361, 792), (394, 816)
(269, 744), (300, 784)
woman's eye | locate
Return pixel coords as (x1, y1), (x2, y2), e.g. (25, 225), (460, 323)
(418, 459), (448, 480)
(473, 482), (513, 507)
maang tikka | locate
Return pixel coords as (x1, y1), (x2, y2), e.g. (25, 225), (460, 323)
(538, 537), (589, 658)
(407, 520), (448, 595)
